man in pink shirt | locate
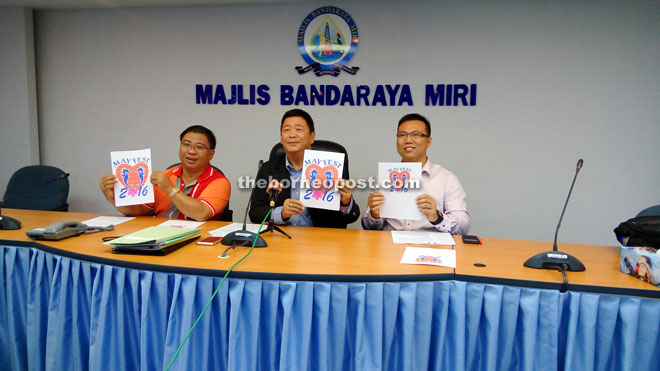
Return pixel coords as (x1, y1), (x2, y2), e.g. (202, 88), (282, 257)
(361, 113), (470, 234)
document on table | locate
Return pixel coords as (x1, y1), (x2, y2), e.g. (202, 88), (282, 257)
(82, 216), (135, 228)
(158, 219), (205, 228)
(208, 223), (265, 237)
(391, 231), (456, 245)
(400, 247), (456, 268)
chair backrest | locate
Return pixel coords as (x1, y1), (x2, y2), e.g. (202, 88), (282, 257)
(2, 165), (69, 211)
(637, 205), (660, 217)
(268, 140), (349, 174)
(166, 163), (233, 222)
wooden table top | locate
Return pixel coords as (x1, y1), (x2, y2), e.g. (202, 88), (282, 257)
(1, 209), (657, 297)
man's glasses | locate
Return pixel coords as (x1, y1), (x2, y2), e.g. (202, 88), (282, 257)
(181, 141), (209, 152)
(396, 131), (429, 139)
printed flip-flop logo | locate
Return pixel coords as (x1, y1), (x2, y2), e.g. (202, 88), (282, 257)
(305, 164), (338, 200)
(389, 170), (410, 192)
(116, 163), (149, 196)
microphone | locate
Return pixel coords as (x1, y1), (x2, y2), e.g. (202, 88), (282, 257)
(260, 175), (292, 240)
(221, 161), (267, 248)
(268, 188), (277, 208)
(0, 172), (70, 230)
(524, 159), (586, 272)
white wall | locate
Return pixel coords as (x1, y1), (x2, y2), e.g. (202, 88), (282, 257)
(31, 0), (659, 245)
(0, 7), (39, 196)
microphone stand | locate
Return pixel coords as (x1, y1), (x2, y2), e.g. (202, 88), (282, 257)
(258, 192), (292, 240)
(0, 173), (70, 230)
(524, 159), (586, 273)
(221, 161), (267, 250)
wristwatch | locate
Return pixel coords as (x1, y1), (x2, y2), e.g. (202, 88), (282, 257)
(430, 211), (444, 225)
(168, 187), (180, 198)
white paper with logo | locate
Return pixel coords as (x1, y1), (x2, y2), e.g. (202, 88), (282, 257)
(300, 149), (345, 211)
(378, 162), (422, 220)
(111, 149), (154, 206)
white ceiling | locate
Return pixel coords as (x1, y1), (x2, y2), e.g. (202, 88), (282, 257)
(0, 0), (305, 10)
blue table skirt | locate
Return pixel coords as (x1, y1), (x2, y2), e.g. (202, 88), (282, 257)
(1, 244), (659, 371)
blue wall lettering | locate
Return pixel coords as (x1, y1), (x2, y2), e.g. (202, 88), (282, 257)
(425, 84), (477, 106)
(199, 83), (476, 107)
(195, 84), (271, 105)
(281, 85), (294, 105)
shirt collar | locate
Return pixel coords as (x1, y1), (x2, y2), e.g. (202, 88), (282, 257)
(421, 157), (433, 176)
(172, 163), (214, 183)
(285, 156), (301, 174)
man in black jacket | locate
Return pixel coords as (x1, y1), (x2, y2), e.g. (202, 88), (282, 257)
(249, 109), (360, 228)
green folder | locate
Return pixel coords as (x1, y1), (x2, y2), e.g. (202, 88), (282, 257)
(104, 226), (201, 246)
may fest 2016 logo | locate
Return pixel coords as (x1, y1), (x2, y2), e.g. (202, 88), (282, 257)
(389, 168), (411, 192)
(115, 162), (150, 198)
(304, 164), (339, 200)
(296, 6), (359, 77)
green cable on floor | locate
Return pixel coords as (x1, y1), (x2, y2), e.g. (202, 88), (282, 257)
(164, 209), (272, 371)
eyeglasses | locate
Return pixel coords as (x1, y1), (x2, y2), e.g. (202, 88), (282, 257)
(396, 131), (429, 139)
(181, 141), (209, 152)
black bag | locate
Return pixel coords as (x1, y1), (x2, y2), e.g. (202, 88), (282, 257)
(614, 216), (660, 248)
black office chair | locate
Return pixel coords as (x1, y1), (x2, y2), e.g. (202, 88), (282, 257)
(166, 163), (233, 222)
(2, 165), (69, 211)
(268, 140), (350, 172)
(637, 205), (660, 217)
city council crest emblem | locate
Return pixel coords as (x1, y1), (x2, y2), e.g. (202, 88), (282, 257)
(296, 6), (359, 76)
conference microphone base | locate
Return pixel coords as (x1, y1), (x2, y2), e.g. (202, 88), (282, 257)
(221, 230), (267, 247)
(0, 215), (21, 230)
(524, 250), (585, 271)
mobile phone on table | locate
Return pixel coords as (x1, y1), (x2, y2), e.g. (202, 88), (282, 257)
(462, 234), (481, 244)
(197, 236), (222, 245)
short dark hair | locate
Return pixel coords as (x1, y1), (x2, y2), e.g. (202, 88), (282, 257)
(280, 109), (315, 133)
(397, 113), (431, 137)
(180, 125), (216, 150)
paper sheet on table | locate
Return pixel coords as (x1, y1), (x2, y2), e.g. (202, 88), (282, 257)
(82, 216), (135, 228)
(111, 149), (154, 206)
(378, 162), (422, 220)
(208, 223), (265, 237)
(159, 220), (205, 228)
(300, 149), (345, 211)
(400, 246), (456, 268)
(391, 231), (456, 245)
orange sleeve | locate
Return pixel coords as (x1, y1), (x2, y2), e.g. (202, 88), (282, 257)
(151, 168), (177, 217)
(150, 186), (169, 217)
(197, 177), (231, 217)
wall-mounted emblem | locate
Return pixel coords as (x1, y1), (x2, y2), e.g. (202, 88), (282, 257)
(296, 6), (359, 77)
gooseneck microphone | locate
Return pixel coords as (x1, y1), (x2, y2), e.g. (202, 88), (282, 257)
(221, 161), (267, 248)
(0, 172), (70, 230)
(552, 159), (583, 252)
(524, 159), (586, 274)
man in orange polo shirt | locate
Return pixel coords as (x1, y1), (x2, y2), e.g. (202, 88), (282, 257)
(99, 125), (230, 221)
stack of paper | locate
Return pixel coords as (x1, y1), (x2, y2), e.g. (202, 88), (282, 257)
(82, 216), (135, 228)
(158, 220), (205, 228)
(391, 231), (456, 245)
